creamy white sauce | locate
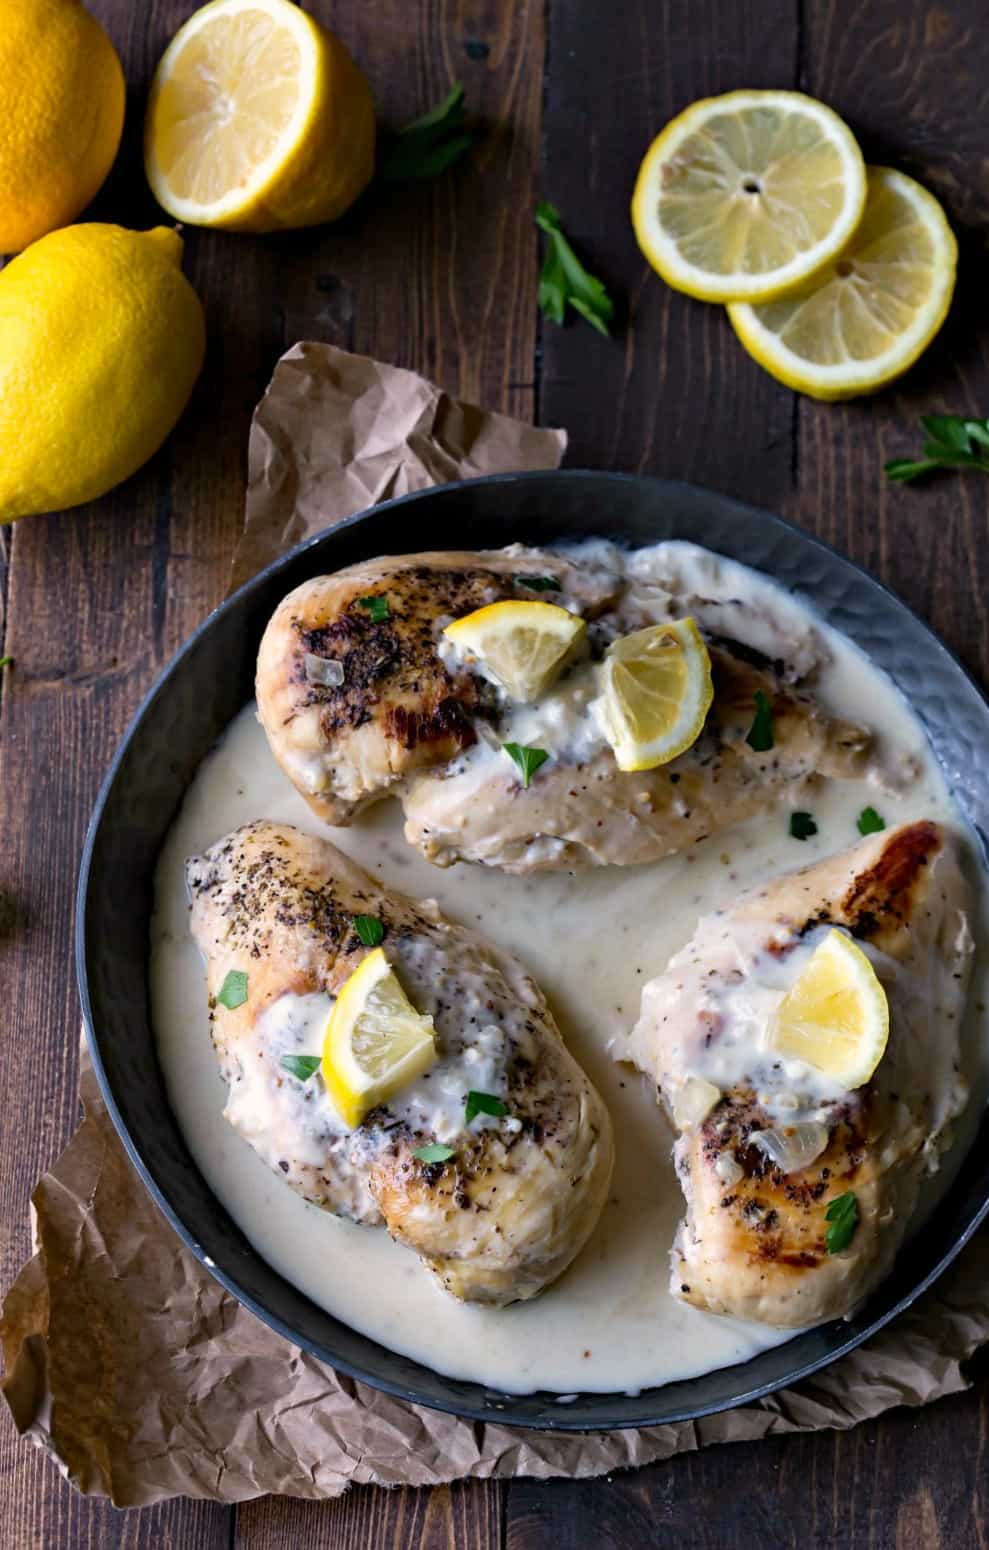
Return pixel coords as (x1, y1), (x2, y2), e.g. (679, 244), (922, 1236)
(150, 542), (989, 1396)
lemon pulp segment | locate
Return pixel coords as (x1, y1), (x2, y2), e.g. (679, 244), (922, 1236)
(443, 598), (585, 703)
(632, 89), (867, 303)
(768, 929), (889, 1090)
(597, 616), (714, 772)
(322, 948), (437, 1130)
(728, 166), (957, 399)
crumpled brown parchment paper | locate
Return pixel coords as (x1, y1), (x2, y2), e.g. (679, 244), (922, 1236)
(2, 342), (987, 1507)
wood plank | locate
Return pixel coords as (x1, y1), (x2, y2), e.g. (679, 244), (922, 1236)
(537, 0), (799, 510)
(236, 1479), (503, 1550)
(790, 0), (989, 684)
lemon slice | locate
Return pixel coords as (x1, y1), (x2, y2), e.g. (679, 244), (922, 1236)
(322, 948), (437, 1129)
(632, 90), (866, 303)
(144, 0), (375, 232)
(768, 930), (889, 1089)
(443, 599), (585, 702)
(728, 166), (957, 400)
(596, 617), (713, 772)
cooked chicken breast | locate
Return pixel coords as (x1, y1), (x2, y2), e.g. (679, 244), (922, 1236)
(187, 820), (614, 1305)
(625, 820), (973, 1328)
(256, 544), (874, 873)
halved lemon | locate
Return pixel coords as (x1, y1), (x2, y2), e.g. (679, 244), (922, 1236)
(144, 0), (375, 232)
(728, 166), (957, 400)
(632, 90), (866, 303)
(596, 616), (714, 772)
(768, 929), (889, 1090)
(322, 948), (437, 1130)
(443, 599), (585, 702)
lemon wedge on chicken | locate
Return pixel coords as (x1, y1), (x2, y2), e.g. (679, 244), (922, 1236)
(768, 929), (889, 1089)
(322, 948), (437, 1129)
(596, 617), (714, 772)
(443, 599), (585, 703)
(144, 0), (375, 232)
(728, 166), (957, 400)
(632, 89), (866, 303)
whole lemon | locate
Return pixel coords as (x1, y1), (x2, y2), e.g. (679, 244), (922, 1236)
(0, 225), (206, 522)
(0, 0), (126, 254)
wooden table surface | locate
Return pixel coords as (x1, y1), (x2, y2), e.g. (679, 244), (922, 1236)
(2, 0), (988, 1544)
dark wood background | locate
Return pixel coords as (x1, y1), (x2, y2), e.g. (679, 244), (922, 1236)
(2, 0), (988, 1544)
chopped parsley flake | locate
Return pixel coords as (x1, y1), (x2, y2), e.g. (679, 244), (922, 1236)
(413, 1143), (455, 1164)
(503, 742), (549, 788)
(824, 1191), (859, 1254)
(789, 811), (818, 841)
(857, 806), (886, 836)
(465, 1090), (507, 1124)
(745, 689), (774, 752)
(281, 1055), (321, 1082)
(216, 970), (248, 1010)
(353, 915), (384, 948)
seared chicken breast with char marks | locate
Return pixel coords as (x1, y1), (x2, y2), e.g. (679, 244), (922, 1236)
(626, 820), (973, 1328)
(187, 821), (614, 1305)
(257, 544), (875, 873)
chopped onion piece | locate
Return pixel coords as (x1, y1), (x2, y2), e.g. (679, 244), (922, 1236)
(714, 1151), (743, 1186)
(305, 653), (345, 688)
(751, 1122), (829, 1175)
(673, 1076), (721, 1130)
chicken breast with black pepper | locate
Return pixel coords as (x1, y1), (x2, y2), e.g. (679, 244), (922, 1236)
(625, 820), (973, 1328)
(187, 820), (614, 1305)
(256, 543), (876, 874)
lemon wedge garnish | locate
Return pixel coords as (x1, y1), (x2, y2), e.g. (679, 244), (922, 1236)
(443, 599), (585, 703)
(632, 89), (866, 303)
(768, 930), (889, 1090)
(322, 948), (437, 1130)
(728, 166), (957, 400)
(144, 0), (375, 232)
(596, 617), (713, 773)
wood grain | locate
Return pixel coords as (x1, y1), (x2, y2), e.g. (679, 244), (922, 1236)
(2, 0), (989, 1546)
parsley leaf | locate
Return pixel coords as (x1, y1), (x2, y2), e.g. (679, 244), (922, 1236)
(824, 1191), (859, 1255)
(789, 811), (818, 841)
(281, 1054), (321, 1082)
(503, 742), (550, 788)
(378, 83), (475, 182)
(857, 806), (886, 836)
(357, 595), (390, 623)
(745, 689), (774, 752)
(216, 970), (248, 1010)
(413, 1143), (456, 1164)
(0, 655), (13, 670)
(515, 575), (562, 592)
(353, 914), (384, 948)
(535, 200), (614, 336)
(885, 415), (989, 482)
(465, 1090), (507, 1124)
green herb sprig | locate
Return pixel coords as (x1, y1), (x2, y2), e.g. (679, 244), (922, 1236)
(0, 655), (13, 670)
(281, 1055), (321, 1082)
(353, 915), (384, 948)
(857, 806), (886, 836)
(515, 575), (562, 592)
(535, 200), (614, 336)
(503, 742), (549, 788)
(745, 690), (774, 753)
(885, 416), (989, 483)
(378, 83), (475, 182)
(824, 1191), (859, 1255)
(216, 970), (249, 1010)
(413, 1142), (456, 1164)
(465, 1090), (507, 1124)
